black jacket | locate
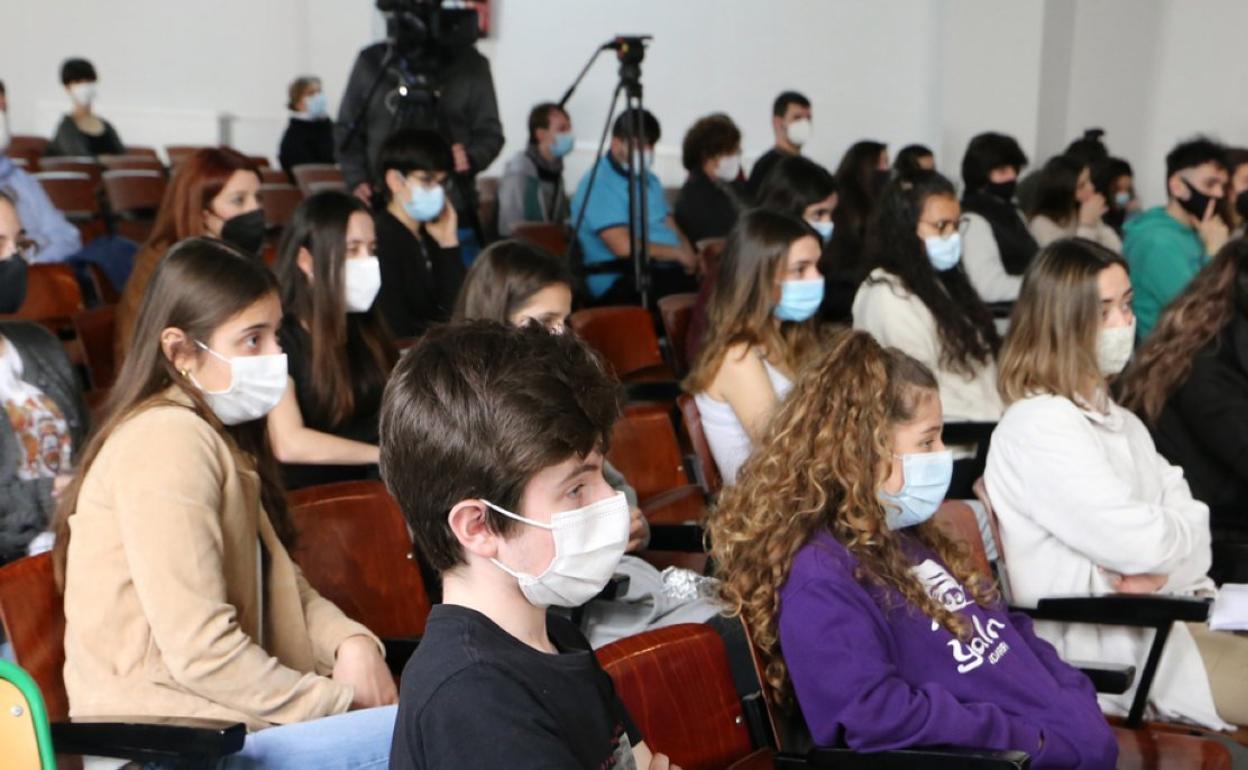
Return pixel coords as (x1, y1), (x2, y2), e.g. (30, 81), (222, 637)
(335, 42), (503, 214)
(673, 171), (744, 245)
(46, 115), (125, 157)
(374, 208), (466, 339)
(1151, 314), (1248, 531)
(0, 322), (87, 564)
(278, 117), (336, 174)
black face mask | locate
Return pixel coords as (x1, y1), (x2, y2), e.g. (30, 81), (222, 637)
(1177, 177), (1220, 220)
(0, 256), (28, 314)
(984, 179), (1018, 203)
(1235, 190), (1248, 221)
(220, 209), (266, 257)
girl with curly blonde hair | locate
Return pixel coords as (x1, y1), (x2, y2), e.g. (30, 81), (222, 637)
(710, 330), (1114, 767)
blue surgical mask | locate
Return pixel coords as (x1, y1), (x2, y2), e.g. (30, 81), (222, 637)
(552, 132), (574, 159)
(924, 232), (962, 271)
(404, 181), (445, 222)
(1113, 190), (1132, 208)
(808, 219), (834, 244)
(305, 92), (329, 119)
(774, 278), (823, 322)
(880, 450), (953, 529)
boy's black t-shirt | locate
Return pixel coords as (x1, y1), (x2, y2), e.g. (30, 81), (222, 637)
(389, 603), (642, 770)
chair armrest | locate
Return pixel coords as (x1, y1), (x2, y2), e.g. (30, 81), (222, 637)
(1026, 595), (1210, 627)
(647, 523), (706, 553)
(382, 636), (421, 677)
(782, 747), (1030, 769)
(51, 717), (245, 763)
(1067, 660), (1135, 694)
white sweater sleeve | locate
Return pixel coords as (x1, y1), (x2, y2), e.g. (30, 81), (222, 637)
(852, 278), (941, 374)
(961, 213), (1022, 303)
(991, 399), (1208, 577)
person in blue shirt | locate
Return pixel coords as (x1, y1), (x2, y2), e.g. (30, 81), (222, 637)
(570, 108), (697, 305)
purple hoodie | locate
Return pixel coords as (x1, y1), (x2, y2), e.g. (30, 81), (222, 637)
(779, 530), (1117, 769)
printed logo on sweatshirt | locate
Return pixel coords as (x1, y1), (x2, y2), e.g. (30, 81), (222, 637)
(910, 559), (1011, 674)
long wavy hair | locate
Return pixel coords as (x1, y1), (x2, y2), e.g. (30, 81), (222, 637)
(275, 190), (396, 428)
(1120, 239), (1248, 423)
(684, 209), (823, 392)
(710, 331), (997, 705)
(999, 238), (1127, 407)
(862, 171), (1000, 376)
(53, 238), (291, 588)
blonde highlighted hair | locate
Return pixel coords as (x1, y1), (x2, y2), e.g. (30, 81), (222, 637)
(998, 238), (1127, 406)
(709, 330), (997, 705)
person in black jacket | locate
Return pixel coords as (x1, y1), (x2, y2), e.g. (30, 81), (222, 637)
(745, 91), (811, 200)
(0, 192), (87, 565)
(673, 113), (746, 245)
(278, 76), (336, 174)
(335, 4), (503, 226)
(373, 128), (466, 339)
(1121, 238), (1248, 578)
(45, 57), (125, 158)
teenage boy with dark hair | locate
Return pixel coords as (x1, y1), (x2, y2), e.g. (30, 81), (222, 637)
(745, 90), (812, 199)
(1124, 136), (1230, 340)
(373, 127), (467, 338)
(381, 321), (678, 770)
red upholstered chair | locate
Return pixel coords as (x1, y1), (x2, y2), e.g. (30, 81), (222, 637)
(33, 171), (105, 243)
(259, 167), (290, 185)
(291, 163), (346, 196)
(511, 221), (570, 257)
(260, 183), (303, 231)
(677, 393), (722, 497)
(656, 292), (697, 376)
(596, 623), (770, 770)
(165, 145), (207, 168)
(38, 157), (101, 185)
(3, 264), (84, 336)
(570, 305), (675, 383)
(73, 304), (118, 390)
(103, 169), (167, 242)
(99, 154), (165, 173)
(287, 480), (431, 640)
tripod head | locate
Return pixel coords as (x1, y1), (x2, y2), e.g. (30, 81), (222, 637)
(605, 36), (650, 94)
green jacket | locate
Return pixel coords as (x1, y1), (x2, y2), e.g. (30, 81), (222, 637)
(1123, 206), (1207, 340)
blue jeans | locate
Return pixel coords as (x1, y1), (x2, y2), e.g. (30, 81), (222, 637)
(147, 705), (396, 770)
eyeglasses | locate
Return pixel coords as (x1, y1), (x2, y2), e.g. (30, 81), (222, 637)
(919, 216), (970, 238)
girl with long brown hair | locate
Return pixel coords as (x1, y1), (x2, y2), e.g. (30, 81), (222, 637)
(57, 238), (397, 767)
(115, 147), (264, 360)
(710, 330), (1113, 767)
(986, 237), (1248, 729)
(685, 208), (823, 485)
(270, 190), (395, 490)
(1120, 238), (1248, 576)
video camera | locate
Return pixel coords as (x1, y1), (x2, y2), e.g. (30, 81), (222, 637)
(375, 0), (480, 53)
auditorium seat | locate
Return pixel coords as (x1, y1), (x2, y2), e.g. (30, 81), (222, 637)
(38, 157), (101, 185)
(511, 221), (569, 256)
(259, 167), (290, 185)
(165, 145), (207, 168)
(287, 480), (432, 641)
(122, 146), (161, 160)
(73, 304), (118, 390)
(0, 554), (246, 764)
(596, 624), (770, 770)
(570, 305), (676, 384)
(4, 264), (83, 328)
(657, 292), (697, 376)
(7, 135), (48, 168)
(677, 393), (722, 497)
(291, 163), (346, 196)
(99, 153), (166, 173)
(33, 171), (105, 243)
(260, 183), (303, 231)
(102, 169), (166, 242)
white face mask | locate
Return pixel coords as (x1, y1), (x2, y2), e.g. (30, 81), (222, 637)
(786, 118), (812, 147)
(714, 154), (741, 182)
(627, 147), (656, 171)
(1096, 319), (1136, 376)
(190, 342), (288, 425)
(483, 491), (630, 609)
(69, 82), (97, 108)
(343, 255), (382, 313)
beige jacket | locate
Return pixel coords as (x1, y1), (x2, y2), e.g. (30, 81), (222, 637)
(63, 389), (379, 730)
(852, 268), (1004, 424)
(1028, 214), (1123, 252)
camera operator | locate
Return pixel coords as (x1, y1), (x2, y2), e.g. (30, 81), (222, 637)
(336, 0), (503, 233)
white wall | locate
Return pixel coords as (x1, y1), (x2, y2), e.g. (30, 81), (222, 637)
(0, 0), (1244, 201)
